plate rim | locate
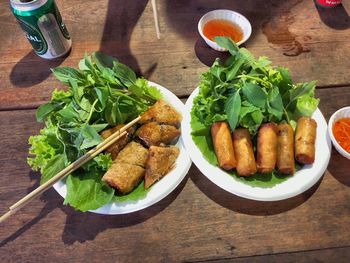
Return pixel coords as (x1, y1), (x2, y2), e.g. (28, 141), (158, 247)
(181, 87), (331, 201)
(53, 81), (192, 214)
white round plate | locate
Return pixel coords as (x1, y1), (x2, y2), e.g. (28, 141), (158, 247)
(53, 82), (192, 214)
(182, 87), (331, 201)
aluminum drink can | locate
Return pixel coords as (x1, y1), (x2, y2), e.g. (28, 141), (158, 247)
(10, 0), (72, 59)
(315, 0), (342, 7)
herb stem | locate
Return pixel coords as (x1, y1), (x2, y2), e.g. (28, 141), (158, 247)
(283, 108), (290, 123)
(85, 99), (98, 124)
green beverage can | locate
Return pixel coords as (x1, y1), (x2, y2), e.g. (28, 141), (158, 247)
(10, 0), (72, 59)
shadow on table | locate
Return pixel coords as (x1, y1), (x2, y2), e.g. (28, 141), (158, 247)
(327, 149), (350, 187)
(59, 174), (189, 244)
(190, 166), (321, 216)
(0, 171), (61, 248)
(99, 0), (153, 77)
(194, 38), (230, 67)
(1, 173), (188, 246)
(315, 2), (350, 30)
(9, 51), (68, 88)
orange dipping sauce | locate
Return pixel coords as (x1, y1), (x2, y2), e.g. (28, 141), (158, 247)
(332, 118), (350, 153)
(203, 19), (243, 43)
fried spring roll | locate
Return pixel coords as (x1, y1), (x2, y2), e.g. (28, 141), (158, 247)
(211, 122), (236, 170)
(232, 128), (257, 176)
(257, 123), (278, 173)
(277, 123), (295, 174)
(295, 117), (317, 164)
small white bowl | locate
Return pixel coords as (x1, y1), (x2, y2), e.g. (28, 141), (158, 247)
(328, 106), (350, 160)
(198, 9), (252, 51)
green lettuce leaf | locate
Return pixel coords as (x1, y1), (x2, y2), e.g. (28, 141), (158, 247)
(295, 93), (319, 118)
(64, 170), (115, 212)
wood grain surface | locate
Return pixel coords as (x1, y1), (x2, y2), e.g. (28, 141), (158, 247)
(0, 0), (349, 110)
(1, 87), (349, 262)
(1, 0), (350, 262)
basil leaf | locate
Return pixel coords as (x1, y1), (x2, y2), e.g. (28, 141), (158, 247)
(92, 51), (118, 69)
(239, 48), (256, 68)
(113, 61), (136, 87)
(36, 102), (63, 122)
(51, 67), (85, 84)
(69, 78), (84, 104)
(214, 36), (239, 56)
(80, 124), (103, 149)
(225, 90), (241, 131)
(105, 100), (117, 125)
(242, 83), (267, 108)
(90, 123), (109, 133)
(83, 53), (98, 79)
(226, 57), (245, 80)
(41, 153), (67, 184)
(58, 102), (80, 121)
(95, 86), (109, 109)
(277, 66), (292, 94)
(267, 86), (284, 120)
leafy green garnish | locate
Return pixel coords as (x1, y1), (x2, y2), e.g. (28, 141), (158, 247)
(27, 52), (162, 211)
(191, 37), (319, 187)
(193, 37), (318, 134)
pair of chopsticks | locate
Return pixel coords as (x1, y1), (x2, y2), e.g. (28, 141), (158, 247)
(151, 0), (160, 39)
(0, 116), (141, 223)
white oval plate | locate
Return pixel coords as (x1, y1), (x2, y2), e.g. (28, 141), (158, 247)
(53, 82), (192, 214)
(182, 87), (331, 201)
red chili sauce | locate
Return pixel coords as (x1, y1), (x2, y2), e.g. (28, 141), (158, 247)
(333, 118), (350, 153)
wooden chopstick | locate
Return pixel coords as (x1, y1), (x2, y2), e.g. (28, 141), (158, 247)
(0, 116), (141, 223)
(151, 0), (160, 39)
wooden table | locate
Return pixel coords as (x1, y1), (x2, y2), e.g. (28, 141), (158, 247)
(1, 0), (349, 262)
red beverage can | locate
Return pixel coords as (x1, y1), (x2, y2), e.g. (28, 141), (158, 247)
(316, 0), (342, 7)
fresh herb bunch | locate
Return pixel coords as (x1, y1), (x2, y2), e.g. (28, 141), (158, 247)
(193, 37), (319, 134)
(27, 52), (162, 211)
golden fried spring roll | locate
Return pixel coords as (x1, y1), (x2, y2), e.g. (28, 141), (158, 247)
(257, 123), (278, 173)
(211, 122), (236, 170)
(232, 128), (257, 176)
(100, 124), (130, 160)
(277, 123), (295, 174)
(295, 117), (317, 164)
(102, 162), (145, 194)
